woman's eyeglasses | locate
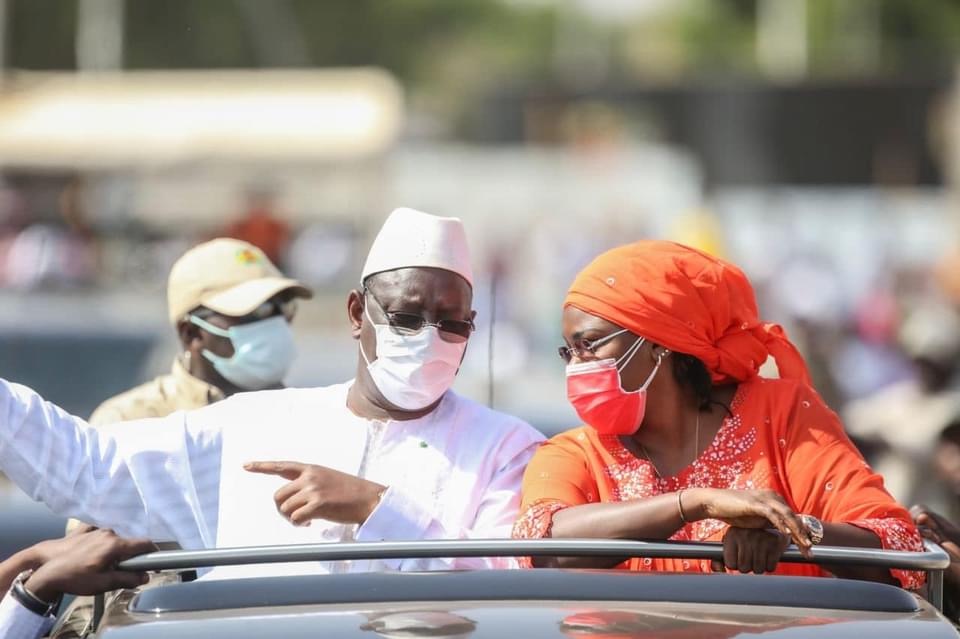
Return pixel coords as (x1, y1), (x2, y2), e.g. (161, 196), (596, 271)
(558, 328), (629, 363)
(364, 288), (475, 341)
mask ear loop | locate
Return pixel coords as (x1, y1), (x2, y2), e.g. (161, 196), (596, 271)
(609, 336), (648, 396)
(358, 296), (378, 367)
(615, 337), (646, 371)
(189, 314), (233, 339)
(639, 349), (670, 392)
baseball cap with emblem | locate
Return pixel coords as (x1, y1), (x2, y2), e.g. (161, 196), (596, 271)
(167, 238), (312, 324)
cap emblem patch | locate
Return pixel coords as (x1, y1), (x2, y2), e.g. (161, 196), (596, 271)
(236, 249), (262, 266)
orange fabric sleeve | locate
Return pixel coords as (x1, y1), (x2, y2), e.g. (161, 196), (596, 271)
(781, 384), (924, 589)
(512, 436), (597, 560)
(518, 437), (594, 513)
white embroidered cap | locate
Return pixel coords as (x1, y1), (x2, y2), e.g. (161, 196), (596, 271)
(361, 207), (473, 286)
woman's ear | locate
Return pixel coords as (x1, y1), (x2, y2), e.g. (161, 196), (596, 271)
(650, 343), (671, 362)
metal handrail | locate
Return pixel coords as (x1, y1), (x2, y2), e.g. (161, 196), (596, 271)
(117, 538), (951, 573)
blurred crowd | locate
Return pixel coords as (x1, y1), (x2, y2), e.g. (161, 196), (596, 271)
(2, 168), (960, 530)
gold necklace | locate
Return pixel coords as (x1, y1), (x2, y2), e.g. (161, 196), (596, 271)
(639, 410), (700, 480)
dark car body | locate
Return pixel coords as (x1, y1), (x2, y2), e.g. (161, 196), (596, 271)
(93, 570), (959, 638)
(65, 539), (960, 639)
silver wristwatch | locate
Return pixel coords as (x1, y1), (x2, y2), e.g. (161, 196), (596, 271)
(799, 514), (824, 545)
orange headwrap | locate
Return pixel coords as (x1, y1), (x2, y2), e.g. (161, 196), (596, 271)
(565, 240), (811, 385)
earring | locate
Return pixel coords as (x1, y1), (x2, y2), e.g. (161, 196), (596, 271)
(183, 351), (192, 371)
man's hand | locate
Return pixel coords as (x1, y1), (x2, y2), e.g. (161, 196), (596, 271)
(912, 505), (960, 586)
(715, 527), (790, 575)
(245, 461), (386, 526)
(23, 529), (156, 604)
(13, 524), (98, 574)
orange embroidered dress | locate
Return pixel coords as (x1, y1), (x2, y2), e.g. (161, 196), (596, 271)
(513, 376), (924, 589)
(515, 240), (924, 589)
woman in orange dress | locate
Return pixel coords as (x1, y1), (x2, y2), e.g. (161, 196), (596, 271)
(513, 240), (923, 589)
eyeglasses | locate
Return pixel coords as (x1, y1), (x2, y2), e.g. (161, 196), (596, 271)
(247, 298), (298, 322)
(364, 288), (475, 341)
(558, 328), (629, 363)
(192, 297), (297, 324)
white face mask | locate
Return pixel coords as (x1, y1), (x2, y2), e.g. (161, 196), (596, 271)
(189, 314), (296, 391)
(359, 301), (467, 411)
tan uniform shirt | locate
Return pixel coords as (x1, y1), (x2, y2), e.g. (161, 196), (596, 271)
(88, 358), (225, 426)
(66, 359), (224, 535)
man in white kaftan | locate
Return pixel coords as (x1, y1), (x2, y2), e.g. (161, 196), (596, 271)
(0, 208), (544, 576)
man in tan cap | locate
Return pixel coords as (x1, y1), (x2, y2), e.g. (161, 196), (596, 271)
(89, 238), (313, 424)
(55, 239), (313, 632)
(0, 208), (543, 576)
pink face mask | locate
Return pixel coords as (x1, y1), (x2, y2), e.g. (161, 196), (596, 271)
(566, 337), (667, 436)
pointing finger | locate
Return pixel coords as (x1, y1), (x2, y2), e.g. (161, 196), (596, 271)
(244, 461), (306, 480)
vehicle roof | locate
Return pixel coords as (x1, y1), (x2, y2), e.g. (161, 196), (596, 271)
(95, 570), (959, 639)
(131, 570), (920, 614)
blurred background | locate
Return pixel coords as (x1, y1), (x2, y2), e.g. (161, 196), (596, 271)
(3, 0), (960, 553)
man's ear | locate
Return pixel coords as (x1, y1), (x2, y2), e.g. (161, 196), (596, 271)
(176, 319), (202, 351)
(347, 290), (364, 339)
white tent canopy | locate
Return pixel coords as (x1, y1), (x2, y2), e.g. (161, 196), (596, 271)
(0, 69), (403, 169)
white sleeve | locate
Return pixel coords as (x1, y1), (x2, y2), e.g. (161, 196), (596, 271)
(355, 433), (541, 571)
(0, 379), (221, 549)
(0, 593), (54, 639)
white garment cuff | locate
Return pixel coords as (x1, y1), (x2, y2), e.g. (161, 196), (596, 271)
(0, 592), (55, 639)
(356, 485), (434, 544)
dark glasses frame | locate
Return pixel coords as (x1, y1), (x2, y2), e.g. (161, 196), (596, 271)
(363, 287), (475, 341)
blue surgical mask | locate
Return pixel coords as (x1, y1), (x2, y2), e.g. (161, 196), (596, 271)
(189, 315), (296, 390)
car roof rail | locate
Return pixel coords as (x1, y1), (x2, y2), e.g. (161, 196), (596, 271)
(117, 538), (950, 610)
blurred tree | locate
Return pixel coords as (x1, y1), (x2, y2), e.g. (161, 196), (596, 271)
(3, 0), (556, 134)
(5, 0), (555, 79)
(620, 0), (960, 81)
(8, 0), (77, 70)
(5, 0), (960, 109)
